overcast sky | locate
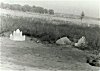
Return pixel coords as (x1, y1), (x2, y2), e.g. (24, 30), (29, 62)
(0, 0), (100, 18)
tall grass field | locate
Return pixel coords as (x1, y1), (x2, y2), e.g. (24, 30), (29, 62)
(0, 14), (100, 53)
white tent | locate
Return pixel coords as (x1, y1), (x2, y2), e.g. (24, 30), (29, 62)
(75, 36), (86, 47)
(10, 29), (25, 41)
(56, 37), (71, 45)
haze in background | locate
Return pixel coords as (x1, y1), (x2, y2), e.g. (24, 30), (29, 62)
(0, 0), (100, 18)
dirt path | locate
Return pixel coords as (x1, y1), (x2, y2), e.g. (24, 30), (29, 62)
(0, 36), (100, 71)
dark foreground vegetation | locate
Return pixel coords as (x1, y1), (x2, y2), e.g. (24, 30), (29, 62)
(0, 15), (100, 53)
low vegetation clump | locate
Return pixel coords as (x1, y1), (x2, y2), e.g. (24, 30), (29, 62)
(0, 15), (100, 52)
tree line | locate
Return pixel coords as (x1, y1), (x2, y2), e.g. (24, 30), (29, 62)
(0, 3), (54, 14)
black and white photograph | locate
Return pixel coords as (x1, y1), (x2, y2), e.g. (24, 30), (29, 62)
(0, 0), (100, 71)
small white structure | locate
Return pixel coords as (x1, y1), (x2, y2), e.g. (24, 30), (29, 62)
(10, 29), (25, 41)
(75, 36), (86, 47)
(56, 37), (71, 45)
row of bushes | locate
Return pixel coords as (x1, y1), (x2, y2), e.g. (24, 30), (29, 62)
(0, 3), (54, 14)
(0, 15), (100, 51)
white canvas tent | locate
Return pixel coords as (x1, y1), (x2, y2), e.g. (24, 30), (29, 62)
(10, 29), (25, 41)
(56, 37), (71, 45)
(75, 36), (86, 47)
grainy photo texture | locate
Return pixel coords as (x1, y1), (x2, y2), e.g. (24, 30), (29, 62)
(0, 0), (100, 71)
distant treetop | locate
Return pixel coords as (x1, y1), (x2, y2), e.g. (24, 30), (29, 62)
(0, 2), (54, 15)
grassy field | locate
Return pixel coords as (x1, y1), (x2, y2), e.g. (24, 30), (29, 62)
(0, 9), (100, 53)
(0, 9), (100, 70)
(0, 8), (100, 26)
(1, 36), (99, 71)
